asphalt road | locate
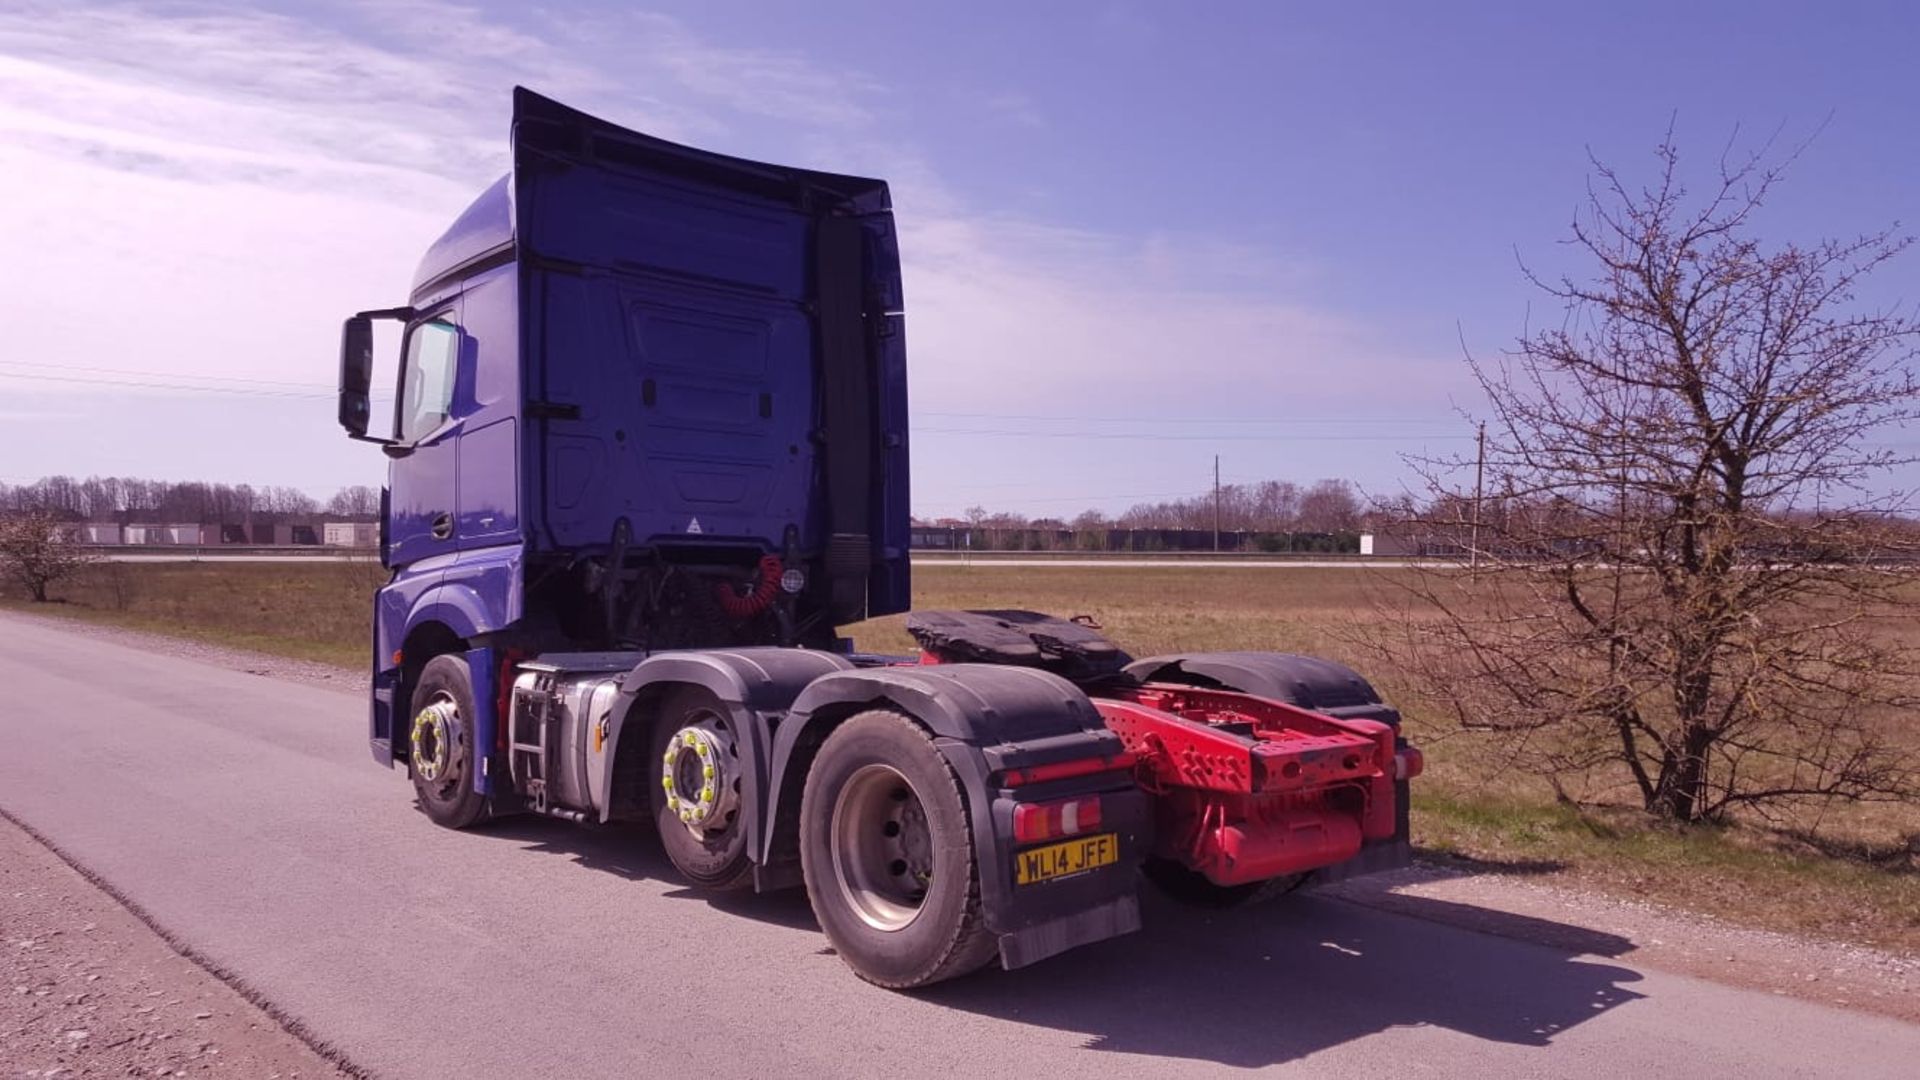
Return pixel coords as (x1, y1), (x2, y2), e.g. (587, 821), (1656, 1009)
(1, 614), (1913, 1079)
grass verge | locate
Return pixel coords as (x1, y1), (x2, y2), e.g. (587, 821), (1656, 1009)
(0, 560), (378, 669)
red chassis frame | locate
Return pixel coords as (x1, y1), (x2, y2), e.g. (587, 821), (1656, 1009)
(1092, 684), (1414, 886)
(912, 648), (1420, 889)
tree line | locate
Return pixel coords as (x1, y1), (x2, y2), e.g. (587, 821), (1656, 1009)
(954, 477), (1364, 534)
(0, 475), (382, 522)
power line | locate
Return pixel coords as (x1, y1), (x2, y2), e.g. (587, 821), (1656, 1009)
(0, 359), (337, 392)
(916, 426), (1469, 442)
(918, 410), (1452, 426)
(0, 370), (391, 401)
(930, 488), (1207, 507)
(0, 370), (334, 398)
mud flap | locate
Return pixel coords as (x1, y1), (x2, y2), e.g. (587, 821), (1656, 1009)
(463, 646), (498, 797)
(999, 894), (1142, 971)
(1313, 838), (1413, 884)
(939, 737), (1150, 970)
(1313, 775), (1414, 885)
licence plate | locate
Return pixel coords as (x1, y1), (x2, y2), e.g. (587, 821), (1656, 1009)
(1014, 833), (1118, 885)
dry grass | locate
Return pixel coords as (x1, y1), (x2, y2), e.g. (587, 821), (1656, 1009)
(1, 558), (380, 668)
(7, 559), (1917, 950)
(851, 565), (1385, 656)
(870, 566), (1920, 949)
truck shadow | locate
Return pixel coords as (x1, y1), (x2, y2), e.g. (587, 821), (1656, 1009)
(922, 889), (1645, 1068)
(478, 815), (822, 931)
(481, 816), (1646, 1067)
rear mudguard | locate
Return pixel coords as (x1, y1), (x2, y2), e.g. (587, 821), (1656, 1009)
(1124, 651), (1401, 728)
(604, 648), (856, 866)
(769, 663), (1147, 968)
(1124, 650), (1413, 880)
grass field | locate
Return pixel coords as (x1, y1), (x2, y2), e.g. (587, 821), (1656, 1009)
(8, 559), (1917, 950)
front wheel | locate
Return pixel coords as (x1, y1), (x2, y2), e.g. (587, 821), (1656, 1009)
(799, 710), (997, 989)
(408, 654), (491, 829)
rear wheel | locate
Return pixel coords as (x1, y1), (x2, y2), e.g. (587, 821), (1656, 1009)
(649, 687), (752, 890)
(408, 655), (491, 829)
(800, 710), (997, 989)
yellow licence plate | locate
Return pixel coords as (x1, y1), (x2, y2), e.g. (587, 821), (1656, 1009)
(1015, 833), (1119, 885)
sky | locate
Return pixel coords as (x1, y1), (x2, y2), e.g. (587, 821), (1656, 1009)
(1, 0), (1916, 519)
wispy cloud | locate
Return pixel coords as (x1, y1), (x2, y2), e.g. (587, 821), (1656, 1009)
(0, 0), (1452, 507)
(976, 89), (1046, 130)
(599, 11), (885, 130)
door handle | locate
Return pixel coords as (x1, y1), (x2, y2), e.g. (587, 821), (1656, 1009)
(431, 513), (454, 540)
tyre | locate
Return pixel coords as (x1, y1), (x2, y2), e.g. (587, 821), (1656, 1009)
(1142, 858), (1308, 908)
(649, 687), (753, 890)
(408, 654), (491, 829)
(799, 709), (997, 989)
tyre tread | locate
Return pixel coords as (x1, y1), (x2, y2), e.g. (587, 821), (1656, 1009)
(411, 654), (491, 830)
(802, 709), (998, 989)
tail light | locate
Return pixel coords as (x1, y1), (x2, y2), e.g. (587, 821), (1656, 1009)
(1395, 747), (1424, 781)
(1013, 797), (1103, 845)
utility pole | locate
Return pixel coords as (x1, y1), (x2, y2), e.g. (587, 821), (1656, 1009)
(1471, 422), (1485, 568)
(1212, 455), (1221, 552)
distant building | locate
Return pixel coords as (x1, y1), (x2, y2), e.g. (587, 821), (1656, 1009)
(78, 523), (123, 545)
(124, 523), (200, 545)
(1358, 532), (1412, 556)
(910, 525), (964, 550)
(323, 522), (379, 548)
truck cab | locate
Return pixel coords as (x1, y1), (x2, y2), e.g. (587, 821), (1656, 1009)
(342, 89), (910, 728)
(339, 89), (1417, 989)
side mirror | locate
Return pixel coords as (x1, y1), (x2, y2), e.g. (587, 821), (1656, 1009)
(338, 315), (374, 438)
(338, 305), (413, 444)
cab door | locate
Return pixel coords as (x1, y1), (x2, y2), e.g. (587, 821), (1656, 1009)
(386, 310), (463, 567)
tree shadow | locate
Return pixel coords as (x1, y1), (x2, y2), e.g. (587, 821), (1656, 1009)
(1760, 824), (1918, 874)
(1413, 847), (1570, 875)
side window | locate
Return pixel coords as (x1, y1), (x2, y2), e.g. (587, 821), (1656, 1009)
(397, 319), (459, 442)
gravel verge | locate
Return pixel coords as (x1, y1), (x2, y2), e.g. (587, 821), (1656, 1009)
(0, 813), (353, 1079)
(1322, 860), (1918, 1023)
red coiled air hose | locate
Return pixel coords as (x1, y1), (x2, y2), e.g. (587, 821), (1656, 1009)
(715, 555), (783, 620)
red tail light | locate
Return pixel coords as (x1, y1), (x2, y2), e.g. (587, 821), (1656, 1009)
(1395, 747), (1424, 780)
(1013, 797), (1104, 844)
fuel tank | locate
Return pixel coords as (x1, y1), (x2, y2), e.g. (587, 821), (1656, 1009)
(508, 659), (628, 814)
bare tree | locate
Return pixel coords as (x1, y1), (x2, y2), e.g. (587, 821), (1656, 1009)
(260, 486), (319, 516)
(0, 510), (94, 602)
(1253, 480), (1301, 531)
(326, 485), (381, 517)
(1297, 479), (1360, 533)
(1386, 134), (1920, 824)
(1071, 508), (1110, 551)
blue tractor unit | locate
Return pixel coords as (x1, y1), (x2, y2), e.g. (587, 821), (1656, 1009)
(339, 89), (1422, 988)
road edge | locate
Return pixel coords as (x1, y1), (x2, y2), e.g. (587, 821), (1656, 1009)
(0, 802), (377, 1079)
